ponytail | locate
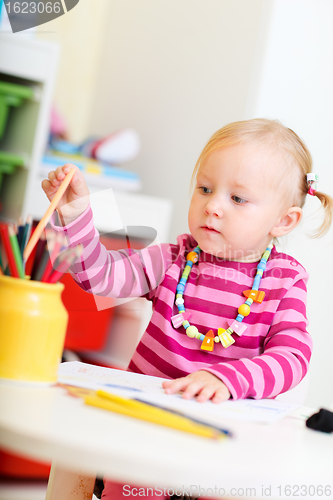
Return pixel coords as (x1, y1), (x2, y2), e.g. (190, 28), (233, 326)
(310, 190), (333, 238)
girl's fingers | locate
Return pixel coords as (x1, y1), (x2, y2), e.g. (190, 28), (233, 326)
(181, 381), (205, 400)
(196, 385), (217, 403)
(48, 164), (76, 185)
(55, 164), (70, 180)
(41, 178), (57, 196)
(162, 377), (188, 394)
(211, 387), (229, 404)
(47, 171), (58, 185)
(163, 371), (231, 404)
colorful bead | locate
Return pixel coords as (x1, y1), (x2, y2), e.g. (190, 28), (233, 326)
(218, 328), (235, 348)
(230, 320), (247, 336)
(172, 244), (272, 350)
(186, 325), (199, 338)
(238, 303), (251, 316)
(187, 251), (199, 263)
(243, 289), (265, 303)
(201, 330), (215, 351)
(252, 276), (261, 290)
(171, 313), (185, 328)
(171, 311), (191, 328)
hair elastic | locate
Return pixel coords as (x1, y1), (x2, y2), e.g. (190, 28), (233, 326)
(307, 173), (319, 196)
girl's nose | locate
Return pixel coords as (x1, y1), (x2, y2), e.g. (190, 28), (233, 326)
(204, 198), (223, 217)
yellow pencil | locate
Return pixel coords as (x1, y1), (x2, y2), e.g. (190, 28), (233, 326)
(85, 390), (225, 440)
(23, 169), (75, 262)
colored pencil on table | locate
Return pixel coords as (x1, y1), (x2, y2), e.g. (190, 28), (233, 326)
(30, 231), (47, 280)
(85, 390), (227, 440)
(23, 169), (75, 262)
(47, 244), (83, 284)
(8, 225), (25, 279)
(0, 224), (19, 278)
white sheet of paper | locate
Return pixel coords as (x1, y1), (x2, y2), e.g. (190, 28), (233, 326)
(58, 361), (299, 425)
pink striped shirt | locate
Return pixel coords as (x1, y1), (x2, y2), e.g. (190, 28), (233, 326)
(54, 207), (312, 400)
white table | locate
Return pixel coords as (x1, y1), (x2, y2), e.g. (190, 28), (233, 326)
(0, 380), (332, 500)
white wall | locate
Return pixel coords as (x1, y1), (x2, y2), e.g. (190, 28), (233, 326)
(37, 0), (112, 142)
(246, 0), (333, 409)
(89, 0), (266, 243)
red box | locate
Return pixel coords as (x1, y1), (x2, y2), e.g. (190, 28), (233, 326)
(0, 449), (50, 479)
(60, 272), (115, 351)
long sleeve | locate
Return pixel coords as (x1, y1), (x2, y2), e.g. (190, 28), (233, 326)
(50, 206), (175, 299)
(204, 271), (312, 400)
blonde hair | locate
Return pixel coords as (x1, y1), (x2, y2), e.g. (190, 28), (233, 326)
(192, 118), (333, 237)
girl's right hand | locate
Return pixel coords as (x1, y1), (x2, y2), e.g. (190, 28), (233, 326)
(41, 163), (90, 225)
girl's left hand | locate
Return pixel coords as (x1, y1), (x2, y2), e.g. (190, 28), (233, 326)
(162, 370), (231, 404)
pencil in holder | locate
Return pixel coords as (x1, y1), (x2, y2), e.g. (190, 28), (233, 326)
(0, 275), (68, 384)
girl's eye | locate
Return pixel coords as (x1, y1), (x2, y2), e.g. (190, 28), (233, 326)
(199, 186), (212, 194)
(232, 195), (247, 205)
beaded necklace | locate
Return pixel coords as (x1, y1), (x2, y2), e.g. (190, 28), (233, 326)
(171, 243), (273, 350)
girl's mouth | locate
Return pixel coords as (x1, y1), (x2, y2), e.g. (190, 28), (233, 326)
(202, 226), (220, 234)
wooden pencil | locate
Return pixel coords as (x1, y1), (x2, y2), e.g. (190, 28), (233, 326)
(20, 214), (32, 256)
(32, 236), (52, 282)
(8, 225), (25, 279)
(17, 216), (24, 247)
(23, 169), (75, 262)
(0, 224), (19, 278)
(30, 231), (47, 280)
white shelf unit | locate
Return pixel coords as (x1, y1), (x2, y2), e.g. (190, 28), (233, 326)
(0, 36), (59, 222)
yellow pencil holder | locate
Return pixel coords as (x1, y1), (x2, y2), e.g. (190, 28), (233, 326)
(0, 275), (68, 384)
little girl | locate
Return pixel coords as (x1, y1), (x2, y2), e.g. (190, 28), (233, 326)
(42, 118), (332, 499)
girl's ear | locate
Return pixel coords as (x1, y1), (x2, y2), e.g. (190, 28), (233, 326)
(270, 207), (303, 237)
